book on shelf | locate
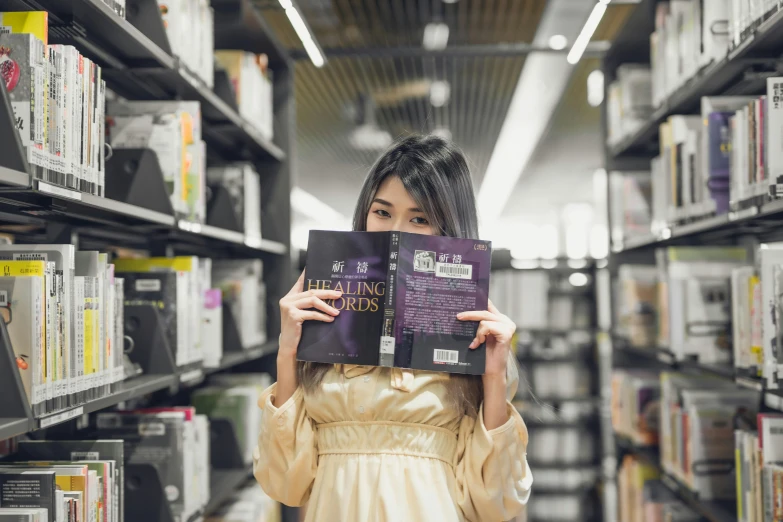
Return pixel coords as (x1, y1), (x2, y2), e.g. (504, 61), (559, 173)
(205, 163), (263, 242)
(115, 256), (204, 367)
(15, 439), (124, 522)
(617, 265), (658, 348)
(758, 245), (783, 390)
(611, 369), (661, 446)
(95, 408), (210, 522)
(659, 371), (760, 500)
(609, 171), (653, 248)
(157, 0), (214, 88)
(658, 246), (750, 364)
(192, 383), (260, 465)
(606, 65), (653, 145)
(0, 470), (58, 521)
(201, 288), (223, 368)
(107, 101), (205, 224)
(214, 51), (273, 140)
(0, 12), (106, 196)
(211, 259), (266, 349)
(299, 230), (491, 374)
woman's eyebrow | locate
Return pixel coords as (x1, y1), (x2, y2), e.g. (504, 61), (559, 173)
(372, 198), (393, 207)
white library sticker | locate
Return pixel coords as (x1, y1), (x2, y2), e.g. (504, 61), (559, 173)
(380, 336), (395, 355)
(135, 279), (161, 292)
(435, 262), (472, 280)
(434, 349), (459, 364)
(0, 291), (8, 307)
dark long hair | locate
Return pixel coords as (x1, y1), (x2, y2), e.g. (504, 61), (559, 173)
(297, 135), (484, 416)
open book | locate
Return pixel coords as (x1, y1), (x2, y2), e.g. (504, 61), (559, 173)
(298, 231), (491, 374)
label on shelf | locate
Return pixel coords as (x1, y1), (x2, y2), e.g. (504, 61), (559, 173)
(657, 351), (675, 365)
(38, 182), (82, 201)
(736, 376), (764, 391)
(177, 220), (203, 234)
(39, 406), (85, 428)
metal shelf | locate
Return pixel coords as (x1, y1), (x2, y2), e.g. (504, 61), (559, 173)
(205, 341), (278, 375)
(0, 418), (30, 441)
(615, 343), (736, 381)
(204, 468), (253, 516)
(606, 5), (783, 160)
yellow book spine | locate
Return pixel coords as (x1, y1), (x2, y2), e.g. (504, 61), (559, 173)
(0, 12), (48, 44)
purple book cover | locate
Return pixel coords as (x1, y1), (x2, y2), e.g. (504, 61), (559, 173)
(299, 230), (492, 374)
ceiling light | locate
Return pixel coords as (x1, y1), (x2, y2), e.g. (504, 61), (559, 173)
(290, 187), (349, 226)
(442, 0), (459, 3)
(511, 259), (541, 270)
(349, 124), (393, 151)
(280, 2), (325, 68)
(423, 23), (449, 51)
(587, 69), (605, 106)
(548, 34), (568, 50)
(567, 2), (607, 64)
(429, 80), (451, 107)
(568, 273), (589, 287)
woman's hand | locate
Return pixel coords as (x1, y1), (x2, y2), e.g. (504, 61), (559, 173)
(279, 272), (343, 359)
(457, 300), (516, 377)
(458, 300), (516, 429)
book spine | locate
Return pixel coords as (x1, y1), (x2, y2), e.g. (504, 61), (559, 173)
(768, 78), (783, 185)
(378, 231), (400, 367)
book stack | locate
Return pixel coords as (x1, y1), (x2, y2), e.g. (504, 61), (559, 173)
(115, 256), (210, 367)
(215, 51), (274, 141)
(0, 12), (106, 196)
(107, 101), (206, 224)
(2, 245), (125, 419)
(617, 265), (659, 348)
(660, 371), (759, 500)
(611, 369), (661, 446)
(205, 482), (280, 522)
(206, 163), (263, 243)
(730, 0), (783, 50)
(193, 373), (272, 466)
(649, 1), (731, 108)
(95, 407), (210, 522)
(735, 414), (783, 522)
(657, 246), (750, 364)
(158, 0), (214, 87)
(212, 259), (267, 349)
(730, 244), (783, 390)
(0, 439), (124, 522)
(606, 65), (654, 145)
(617, 455), (703, 522)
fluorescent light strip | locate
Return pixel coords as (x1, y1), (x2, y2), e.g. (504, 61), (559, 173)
(279, 1), (325, 67)
(566, 2), (608, 65)
(290, 187), (349, 226)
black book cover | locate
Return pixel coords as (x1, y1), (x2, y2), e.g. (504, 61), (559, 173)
(0, 470), (57, 521)
(299, 231), (491, 374)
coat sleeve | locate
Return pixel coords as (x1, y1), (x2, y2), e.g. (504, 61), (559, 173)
(454, 353), (533, 522)
(253, 383), (318, 507)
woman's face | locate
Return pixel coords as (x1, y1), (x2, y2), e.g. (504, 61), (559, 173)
(366, 176), (435, 235)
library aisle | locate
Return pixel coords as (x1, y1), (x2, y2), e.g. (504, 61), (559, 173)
(3, 0), (783, 521)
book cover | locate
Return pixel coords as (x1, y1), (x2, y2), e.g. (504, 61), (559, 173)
(212, 260), (265, 348)
(76, 252), (100, 396)
(192, 386), (258, 465)
(0, 508), (47, 522)
(299, 231), (491, 374)
(0, 470), (56, 520)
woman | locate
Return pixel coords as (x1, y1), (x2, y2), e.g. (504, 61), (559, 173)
(254, 135), (533, 521)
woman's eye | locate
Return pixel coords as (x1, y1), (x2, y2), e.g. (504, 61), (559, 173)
(411, 216), (429, 225)
(374, 209), (391, 218)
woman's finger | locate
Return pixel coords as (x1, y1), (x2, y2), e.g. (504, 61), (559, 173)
(469, 321), (501, 349)
(296, 310), (336, 323)
(289, 289), (343, 302)
(294, 295), (341, 316)
(457, 310), (497, 323)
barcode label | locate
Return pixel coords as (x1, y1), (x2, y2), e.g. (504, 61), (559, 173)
(135, 279), (161, 292)
(434, 349), (459, 364)
(380, 336), (395, 355)
(0, 291), (8, 306)
(435, 262), (472, 280)
(71, 451), (99, 460)
(0, 26), (10, 35)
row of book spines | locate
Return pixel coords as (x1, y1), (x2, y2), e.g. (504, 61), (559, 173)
(735, 425), (783, 522)
(1, 259), (124, 413)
